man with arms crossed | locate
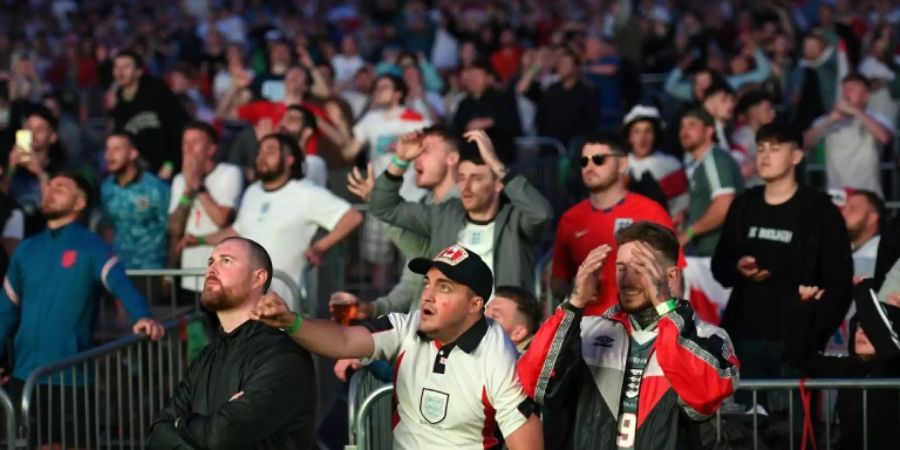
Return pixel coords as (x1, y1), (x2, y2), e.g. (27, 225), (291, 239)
(148, 237), (316, 449)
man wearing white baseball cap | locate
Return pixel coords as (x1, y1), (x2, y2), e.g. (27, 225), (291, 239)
(622, 104), (689, 218)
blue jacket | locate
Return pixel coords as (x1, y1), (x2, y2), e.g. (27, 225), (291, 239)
(0, 222), (153, 382)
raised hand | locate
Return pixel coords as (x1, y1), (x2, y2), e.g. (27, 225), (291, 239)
(463, 130), (506, 178)
(347, 163), (375, 202)
(394, 131), (426, 162)
(570, 244), (612, 308)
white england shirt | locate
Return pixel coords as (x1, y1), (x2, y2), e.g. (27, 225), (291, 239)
(364, 312), (533, 449)
(232, 179), (352, 304)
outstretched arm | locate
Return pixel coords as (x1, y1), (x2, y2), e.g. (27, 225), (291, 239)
(251, 293), (375, 360)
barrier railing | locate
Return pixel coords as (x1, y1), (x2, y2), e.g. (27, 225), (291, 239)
(348, 377), (900, 450)
(514, 137), (570, 215)
(17, 312), (205, 449)
(714, 378), (900, 450)
(348, 384), (394, 450)
(346, 368), (392, 450)
(0, 388), (17, 450)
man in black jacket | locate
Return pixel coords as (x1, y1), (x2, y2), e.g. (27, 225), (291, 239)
(111, 50), (190, 178)
(148, 237), (316, 449)
(711, 123), (853, 406)
(451, 61), (522, 163)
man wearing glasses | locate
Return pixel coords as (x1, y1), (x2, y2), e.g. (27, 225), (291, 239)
(550, 132), (679, 314)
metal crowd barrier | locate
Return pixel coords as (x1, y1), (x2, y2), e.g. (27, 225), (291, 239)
(348, 383), (394, 450)
(346, 368), (393, 450)
(513, 136), (569, 214)
(0, 388), (17, 450)
(125, 268), (304, 315)
(714, 378), (900, 450)
(16, 312), (204, 449)
(348, 377), (900, 450)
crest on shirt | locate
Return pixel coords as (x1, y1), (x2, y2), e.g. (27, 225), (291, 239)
(614, 218), (634, 234)
(61, 250), (78, 269)
(435, 245), (468, 266)
(135, 195), (150, 211)
(419, 388), (449, 424)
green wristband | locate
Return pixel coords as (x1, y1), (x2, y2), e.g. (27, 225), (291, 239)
(655, 298), (678, 316)
(179, 194), (192, 207)
(391, 154), (410, 169)
(284, 313), (303, 334)
(197, 235), (206, 246)
(685, 227), (695, 241)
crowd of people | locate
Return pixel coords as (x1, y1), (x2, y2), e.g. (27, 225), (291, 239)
(2, 0), (900, 449)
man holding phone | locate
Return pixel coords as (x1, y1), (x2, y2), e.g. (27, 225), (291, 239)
(2, 105), (60, 236)
(711, 123), (852, 408)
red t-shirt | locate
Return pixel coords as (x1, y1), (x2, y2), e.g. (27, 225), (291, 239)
(552, 193), (681, 315)
(237, 100), (331, 155)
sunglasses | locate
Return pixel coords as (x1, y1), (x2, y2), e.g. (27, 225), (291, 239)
(580, 153), (625, 167)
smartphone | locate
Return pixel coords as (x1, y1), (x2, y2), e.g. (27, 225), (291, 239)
(15, 129), (32, 153)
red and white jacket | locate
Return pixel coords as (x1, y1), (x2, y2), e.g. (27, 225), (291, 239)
(517, 300), (739, 449)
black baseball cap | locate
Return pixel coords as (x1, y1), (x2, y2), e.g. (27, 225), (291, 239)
(409, 244), (493, 301)
(852, 281), (900, 359)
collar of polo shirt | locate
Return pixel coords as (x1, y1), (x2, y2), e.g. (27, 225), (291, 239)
(416, 316), (489, 354)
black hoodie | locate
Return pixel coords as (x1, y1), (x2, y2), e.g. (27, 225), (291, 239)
(712, 185), (853, 363)
(112, 75), (190, 174)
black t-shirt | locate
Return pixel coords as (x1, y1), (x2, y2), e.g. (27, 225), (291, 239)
(725, 191), (803, 342)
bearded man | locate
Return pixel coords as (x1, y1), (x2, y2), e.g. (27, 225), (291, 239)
(180, 133), (362, 308)
(148, 237), (317, 449)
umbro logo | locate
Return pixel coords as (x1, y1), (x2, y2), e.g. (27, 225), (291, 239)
(575, 230), (588, 238)
(593, 336), (614, 347)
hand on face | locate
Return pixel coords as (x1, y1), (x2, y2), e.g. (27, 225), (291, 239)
(395, 131), (425, 161)
(570, 244), (611, 308)
(627, 241), (672, 307)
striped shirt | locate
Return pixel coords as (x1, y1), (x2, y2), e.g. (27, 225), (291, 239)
(685, 145), (745, 256)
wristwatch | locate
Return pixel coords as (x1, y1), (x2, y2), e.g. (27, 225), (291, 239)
(196, 184), (208, 194)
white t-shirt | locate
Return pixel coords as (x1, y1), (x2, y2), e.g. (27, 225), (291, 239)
(331, 54), (365, 83)
(458, 220), (496, 277)
(169, 163), (244, 291)
(853, 235), (881, 279)
(814, 109), (892, 196)
(2, 210), (24, 240)
(232, 179), (351, 305)
(365, 312), (531, 449)
(353, 107), (431, 159)
(354, 107), (431, 200)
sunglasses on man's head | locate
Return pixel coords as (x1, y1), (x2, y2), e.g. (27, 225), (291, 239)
(580, 153), (625, 167)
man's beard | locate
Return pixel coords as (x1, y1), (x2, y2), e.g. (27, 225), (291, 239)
(41, 206), (69, 220)
(200, 279), (243, 312)
(847, 222), (867, 244)
(255, 157), (286, 182)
